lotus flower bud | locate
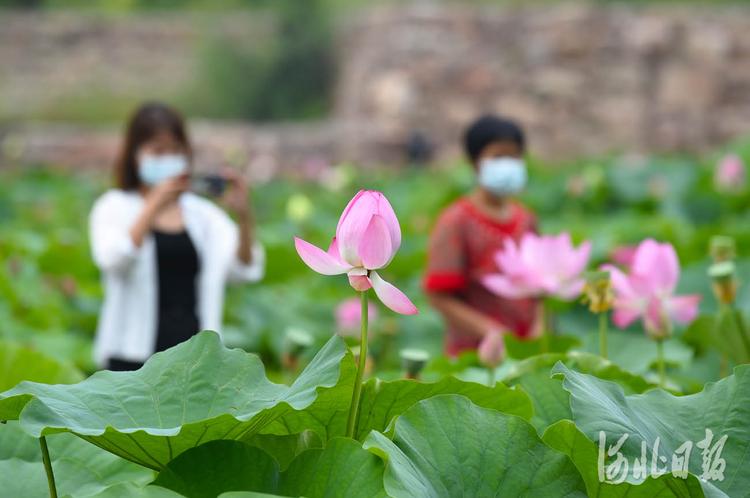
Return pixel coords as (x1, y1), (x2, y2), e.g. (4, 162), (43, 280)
(582, 271), (614, 314)
(478, 332), (505, 369)
(400, 348), (430, 379)
(708, 261), (738, 305)
(714, 154), (746, 192)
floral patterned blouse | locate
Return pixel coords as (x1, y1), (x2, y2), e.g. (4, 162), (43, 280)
(423, 197), (538, 356)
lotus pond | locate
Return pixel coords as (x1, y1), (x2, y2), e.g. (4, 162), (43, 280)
(1, 149), (749, 497)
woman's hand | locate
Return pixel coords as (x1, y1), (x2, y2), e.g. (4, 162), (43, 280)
(130, 175), (188, 248)
(144, 175), (189, 214)
(220, 168), (255, 264)
(220, 168), (250, 218)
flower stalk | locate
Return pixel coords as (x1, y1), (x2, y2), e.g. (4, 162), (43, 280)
(582, 271), (613, 359)
(540, 305), (550, 354)
(708, 247), (741, 377)
(39, 436), (58, 498)
(346, 290), (369, 438)
(599, 312), (608, 360)
(656, 338), (666, 389)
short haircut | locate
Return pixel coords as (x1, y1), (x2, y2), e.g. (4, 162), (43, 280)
(463, 114), (526, 164)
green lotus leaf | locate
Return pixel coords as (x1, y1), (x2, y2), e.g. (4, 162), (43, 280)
(542, 420), (717, 497)
(344, 375), (533, 441)
(502, 351), (653, 432)
(87, 482), (185, 497)
(153, 438), (386, 498)
(242, 430), (323, 470)
(363, 394), (587, 497)
(0, 332), (351, 470)
(0, 421), (154, 498)
(553, 362), (749, 497)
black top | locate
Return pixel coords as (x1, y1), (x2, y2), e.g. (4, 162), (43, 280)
(153, 229), (201, 353)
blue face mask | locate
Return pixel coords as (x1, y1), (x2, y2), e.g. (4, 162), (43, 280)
(478, 157), (527, 196)
(138, 154), (188, 186)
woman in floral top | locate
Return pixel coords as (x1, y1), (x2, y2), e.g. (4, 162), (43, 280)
(423, 115), (539, 356)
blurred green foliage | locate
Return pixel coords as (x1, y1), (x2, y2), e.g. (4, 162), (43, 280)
(3, 140), (750, 387)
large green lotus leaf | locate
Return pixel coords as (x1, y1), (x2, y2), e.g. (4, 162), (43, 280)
(153, 441), (279, 498)
(256, 369), (533, 443)
(363, 395), (587, 497)
(502, 351), (653, 432)
(0, 332), (350, 470)
(0, 421), (154, 498)
(553, 363), (750, 497)
(242, 430), (322, 470)
(248, 353), (357, 443)
(542, 420), (718, 497)
(154, 438), (386, 498)
(348, 375), (533, 440)
(504, 351), (654, 393)
(277, 438), (386, 498)
(0, 339), (84, 391)
(87, 483), (185, 497)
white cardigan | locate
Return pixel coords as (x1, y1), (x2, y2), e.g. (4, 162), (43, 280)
(89, 189), (265, 367)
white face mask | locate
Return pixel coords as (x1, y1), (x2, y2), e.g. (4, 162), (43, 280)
(138, 153), (188, 186)
(478, 157), (527, 196)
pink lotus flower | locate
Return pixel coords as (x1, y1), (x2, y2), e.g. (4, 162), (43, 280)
(603, 239), (701, 339)
(715, 154), (746, 192)
(482, 233), (591, 300)
(336, 297), (378, 336)
(478, 332), (505, 368)
(294, 190), (418, 315)
(610, 245), (638, 269)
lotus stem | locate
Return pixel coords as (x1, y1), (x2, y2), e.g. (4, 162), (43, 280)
(656, 338), (666, 389)
(730, 303), (750, 360)
(599, 312), (608, 359)
(716, 304), (729, 378)
(346, 290), (369, 438)
(487, 367), (495, 386)
(39, 436), (58, 498)
(540, 303), (550, 354)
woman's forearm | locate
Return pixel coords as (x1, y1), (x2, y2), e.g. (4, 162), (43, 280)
(237, 208), (255, 264)
(427, 291), (504, 339)
(129, 203), (158, 248)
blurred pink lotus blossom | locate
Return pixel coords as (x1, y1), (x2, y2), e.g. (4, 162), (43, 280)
(336, 297), (378, 336)
(610, 245), (638, 269)
(482, 232), (591, 300)
(715, 154), (746, 191)
(603, 239), (701, 339)
(478, 332), (505, 368)
(295, 190), (418, 315)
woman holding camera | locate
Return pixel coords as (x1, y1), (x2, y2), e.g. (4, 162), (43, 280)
(89, 102), (265, 371)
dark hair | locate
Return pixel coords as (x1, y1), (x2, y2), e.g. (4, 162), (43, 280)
(115, 102), (191, 190)
(463, 114), (526, 164)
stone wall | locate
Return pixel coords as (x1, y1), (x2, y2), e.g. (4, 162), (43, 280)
(0, 11), (271, 119)
(336, 3), (750, 160)
(3, 4), (750, 174)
